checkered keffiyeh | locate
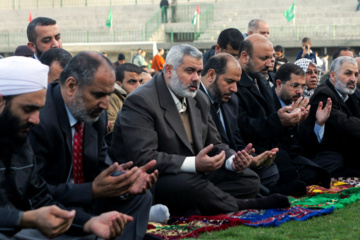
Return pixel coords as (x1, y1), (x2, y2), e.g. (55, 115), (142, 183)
(294, 58), (319, 72)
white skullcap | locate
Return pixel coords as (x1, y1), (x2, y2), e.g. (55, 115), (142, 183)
(294, 58), (318, 73)
(0, 56), (49, 96)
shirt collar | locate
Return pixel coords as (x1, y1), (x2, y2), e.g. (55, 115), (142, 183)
(200, 82), (214, 104)
(168, 87), (187, 113)
(276, 93), (288, 108)
(65, 104), (78, 128)
(334, 87), (349, 102)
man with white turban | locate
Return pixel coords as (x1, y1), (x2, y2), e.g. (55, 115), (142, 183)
(0, 56), (132, 239)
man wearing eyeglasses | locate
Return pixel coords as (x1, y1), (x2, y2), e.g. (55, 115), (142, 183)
(236, 35), (331, 196)
(294, 58), (320, 98)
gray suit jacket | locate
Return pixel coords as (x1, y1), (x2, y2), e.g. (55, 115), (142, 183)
(110, 73), (235, 175)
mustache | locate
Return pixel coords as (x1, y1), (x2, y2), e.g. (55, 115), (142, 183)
(89, 107), (103, 115)
(347, 81), (356, 87)
(19, 122), (35, 130)
(187, 82), (198, 89)
(261, 66), (269, 72)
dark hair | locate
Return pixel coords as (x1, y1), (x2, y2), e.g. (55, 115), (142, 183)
(117, 53), (125, 61)
(14, 45), (33, 57)
(2, 95), (15, 108)
(115, 63), (142, 83)
(332, 47), (353, 60)
(201, 54), (228, 77)
(274, 45), (284, 53)
(275, 63), (304, 83)
(238, 37), (253, 58)
(27, 17), (57, 43)
(302, 37), (311, 44)
(39, 48), (72, 68)
(217, 28), (244, 51)
(59, 51), (113, 88)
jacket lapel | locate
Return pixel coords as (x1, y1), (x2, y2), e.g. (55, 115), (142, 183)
(156, 74), (194, 153)
(187, 97), (202, 153)
(52, 84), (72, 156)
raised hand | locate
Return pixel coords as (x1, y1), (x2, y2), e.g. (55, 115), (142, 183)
(128, 160), (159, 195)
(316, 97), (332, 126)
(92, 163), (140, 198)
(195, 144), (225, 172)
(278, 104), (302, 127)
(232, 150), (252, 171)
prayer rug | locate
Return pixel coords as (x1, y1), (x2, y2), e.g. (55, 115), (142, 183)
(290, 187), (360, 209)
(306, 179), (354, 194)
(146, 207), (333, 239)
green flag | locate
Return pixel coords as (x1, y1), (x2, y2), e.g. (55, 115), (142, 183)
(106, 8), (112, 28)
(283, 2), (295, 22)
(192, 5), (199, 25)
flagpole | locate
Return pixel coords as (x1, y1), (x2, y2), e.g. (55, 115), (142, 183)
(293, 0), (296, 27)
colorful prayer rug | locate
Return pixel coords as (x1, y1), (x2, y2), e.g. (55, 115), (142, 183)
(147, 207), (333, 239)
(290, 187), (360, 209)
(147, 179), (360, 239)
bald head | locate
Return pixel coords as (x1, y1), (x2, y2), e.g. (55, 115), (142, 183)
(239, 34), (273, 74)
(248, 19), (270, 38)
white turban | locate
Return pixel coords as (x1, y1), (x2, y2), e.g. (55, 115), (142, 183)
(0, 56), (49, 96)
(294, 58), (319, 73)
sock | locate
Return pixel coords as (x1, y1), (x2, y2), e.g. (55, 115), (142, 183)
(149, 204), (170, 223)
(236, 193), (290, 210)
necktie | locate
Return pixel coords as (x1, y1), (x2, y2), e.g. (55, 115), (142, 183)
(253, 78), (260, 91)
(213, 102), (221, 116)
(73, 122), (85, 184)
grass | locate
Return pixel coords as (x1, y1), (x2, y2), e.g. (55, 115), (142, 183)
(183, 201), (360, 240)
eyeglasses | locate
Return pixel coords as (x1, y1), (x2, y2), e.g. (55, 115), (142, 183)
(282, 82), (308, 91)
(306, 69), (319, 75)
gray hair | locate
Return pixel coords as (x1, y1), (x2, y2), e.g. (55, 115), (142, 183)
(330, 56), (358, 75)
(248, 19), (265, 32)
(59, 51), (114, 89)
(164, 44), (202, 71)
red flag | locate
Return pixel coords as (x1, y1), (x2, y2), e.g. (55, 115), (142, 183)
(29, 11), (32, 22)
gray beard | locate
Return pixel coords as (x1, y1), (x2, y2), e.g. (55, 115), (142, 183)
(168, 70), (198, 98)
(67, 91), (99, 124)
(335, 78), (356, 96)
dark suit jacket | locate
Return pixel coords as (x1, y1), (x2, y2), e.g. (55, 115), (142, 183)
(30, 82), (111, 206)
(298, 79), (360, 166)
(199, 84), (246, 151)
(235, 73), (289, 154)
(110, 73), (235, 175)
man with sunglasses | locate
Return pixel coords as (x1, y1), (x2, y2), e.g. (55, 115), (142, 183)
(294, 58), (320, 98)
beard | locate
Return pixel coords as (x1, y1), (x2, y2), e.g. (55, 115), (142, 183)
(246, 59), (267, 82)
(67, 91), (101, 124)
(0, 105), (29, 147)
(278, 88), (301, 105)
(35, 45), (43, 58)
(207, 80), (222, 103)
(335, 77), (356, 96)
(169, 69), (198, 98)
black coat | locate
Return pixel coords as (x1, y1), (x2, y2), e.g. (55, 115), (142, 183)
(199, 84), (246, 151)
(30, 82), (111, 207)
(298, 79), (360, 168)
(0, 140), (90, 235)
